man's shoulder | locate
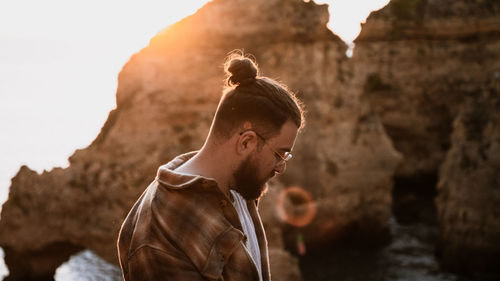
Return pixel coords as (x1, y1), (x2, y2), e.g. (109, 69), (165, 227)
(119, 179), (242, 275)
(122, 178), (231, 247)
(152, 177), (223, 215)
(133, 178), (224, 219)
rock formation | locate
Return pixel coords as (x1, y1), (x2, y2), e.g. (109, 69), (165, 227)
(354, 0), (500, 275)
(4, 0), (499, 279)
(0, 0), (401, 280)
(354, 0), (500, 178)
(436, 76), (500, 275)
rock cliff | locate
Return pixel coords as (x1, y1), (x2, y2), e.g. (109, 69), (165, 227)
(436, 76), (500, 275)
(0, 0), (401, 280)
(3, 0), (499, 279)
(354, 0), (500, 275)
(354, 0), (500, 178)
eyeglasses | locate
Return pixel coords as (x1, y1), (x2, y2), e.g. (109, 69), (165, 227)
(240, 130), (293, 165)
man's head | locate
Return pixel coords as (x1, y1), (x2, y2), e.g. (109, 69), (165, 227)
(211, 54), (304, 140)
(209, 53), (305, 200)
(231, 120), (300, 200)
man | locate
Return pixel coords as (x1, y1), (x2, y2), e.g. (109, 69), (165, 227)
(117, 54), (305, 281)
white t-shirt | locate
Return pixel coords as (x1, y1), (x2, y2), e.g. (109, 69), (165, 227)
(230, 190), (263, 281)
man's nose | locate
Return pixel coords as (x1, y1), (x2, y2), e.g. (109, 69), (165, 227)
(274, 161), (286, 174)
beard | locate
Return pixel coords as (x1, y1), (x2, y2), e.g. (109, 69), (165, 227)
(232, 154), (274, 201)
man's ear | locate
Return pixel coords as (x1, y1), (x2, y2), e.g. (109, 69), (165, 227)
(236, 130), (258, 156)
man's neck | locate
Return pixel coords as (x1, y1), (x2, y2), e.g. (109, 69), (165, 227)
(175, 148), (232, 198)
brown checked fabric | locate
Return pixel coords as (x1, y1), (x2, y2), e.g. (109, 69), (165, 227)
(117, 152), (271, 281)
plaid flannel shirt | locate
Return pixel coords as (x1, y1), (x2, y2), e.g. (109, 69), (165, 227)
(117, 152), (271, 281)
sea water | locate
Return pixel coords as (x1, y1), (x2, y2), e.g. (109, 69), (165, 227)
(299, 216), (463, 281)
(0, 248), (122, 281)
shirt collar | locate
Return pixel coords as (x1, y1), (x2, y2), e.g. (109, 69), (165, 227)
(156, 151), (216, 189)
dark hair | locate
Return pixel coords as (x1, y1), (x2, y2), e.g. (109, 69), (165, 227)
(211, 53), (305, 140)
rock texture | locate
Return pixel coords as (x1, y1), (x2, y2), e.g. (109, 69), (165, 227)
(0, 0), (401, 280)
(436, 76), (500, 274)
(3, 0), (499, 279)
(354, 0), (500, 178)
(353, 0), (500, 275)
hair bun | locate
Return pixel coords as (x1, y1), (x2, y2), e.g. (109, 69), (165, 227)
(225, 57), (258, 86)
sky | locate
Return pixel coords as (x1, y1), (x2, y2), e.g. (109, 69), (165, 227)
(0, 0), (390, 205)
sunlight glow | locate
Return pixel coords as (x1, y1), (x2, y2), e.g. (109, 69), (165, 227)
(0, 0), (390, 205)
(0, 0), (207, 204)
(0, 2), (393, 277)
(277, 186), (317, 227)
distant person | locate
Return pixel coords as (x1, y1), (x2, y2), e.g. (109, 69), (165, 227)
(117, 53), (305, 281)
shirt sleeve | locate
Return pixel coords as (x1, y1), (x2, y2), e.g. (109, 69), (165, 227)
(126, 245), (212, 281)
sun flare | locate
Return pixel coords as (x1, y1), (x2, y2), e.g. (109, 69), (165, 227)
(0, 0), (390, 210)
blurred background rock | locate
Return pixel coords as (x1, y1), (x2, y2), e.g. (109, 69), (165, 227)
(0, 0), (499, 280)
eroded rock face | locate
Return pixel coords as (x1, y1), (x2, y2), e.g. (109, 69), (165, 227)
(354, 0), (500, 178)
(252, 42), (402, 249)
(0, 0), (401, 279)
(436, 76), (500, 274)
(352, 0), (500, 274)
